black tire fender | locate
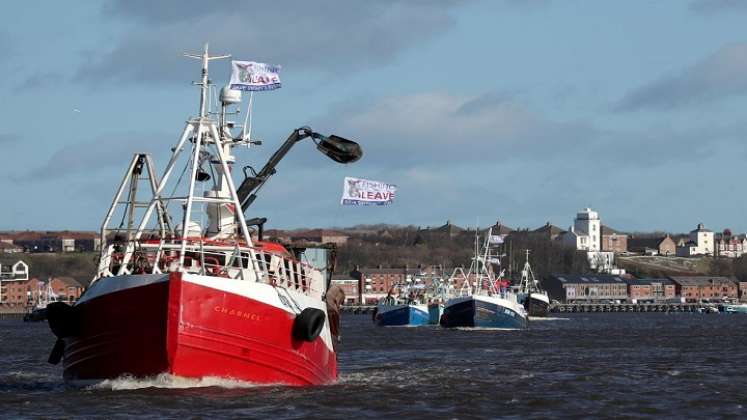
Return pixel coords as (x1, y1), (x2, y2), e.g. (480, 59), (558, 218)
(292, 308), (326, 342)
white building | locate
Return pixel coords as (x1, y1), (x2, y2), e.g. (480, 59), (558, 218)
(677, 223), (714, 256)
(561, 208), (601, 252)
(0, 260), (29, 281)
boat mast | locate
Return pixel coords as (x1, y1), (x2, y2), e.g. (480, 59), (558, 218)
(114, 44), (263, 278)
(185, 43), (230, 119)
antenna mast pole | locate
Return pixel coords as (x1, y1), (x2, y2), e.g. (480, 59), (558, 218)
(185, 43), (231, 118)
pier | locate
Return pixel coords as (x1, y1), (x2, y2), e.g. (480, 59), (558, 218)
(340, 303), (717, 315)
(341, 305), (377, 314)
(0, 306), (27, 320)
(550, 303), (711, 313)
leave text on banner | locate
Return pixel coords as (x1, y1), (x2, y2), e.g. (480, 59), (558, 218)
(341, 177), (397, 206)
(230, 61), (281, 91)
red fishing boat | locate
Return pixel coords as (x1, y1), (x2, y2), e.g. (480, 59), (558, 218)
(46, 44), (362, 386)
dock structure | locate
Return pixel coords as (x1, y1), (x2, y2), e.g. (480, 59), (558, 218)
(341, 305), (377, 314)
(342, 303), (717, 314)
(0, 306), (27, 320)
(550, 303), (710, 313)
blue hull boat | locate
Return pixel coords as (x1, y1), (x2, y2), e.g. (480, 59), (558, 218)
(440, 295), (527, 329)
(374, 303), (429, 326)
(428, 303), (444, 325)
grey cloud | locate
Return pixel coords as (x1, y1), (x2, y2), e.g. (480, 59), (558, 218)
(14, 72), (62, 92)
(501, 0), (552, 10)
(0, 31), (12, 65)
(689, 0), (747, 14)
(314, 91), (598, 168)
(0, 133), (16, 144)
(76, 0), (470, 84)
(19, 131), (169, 183)
(313, 90), (747, 174)
(615, 43), (747, 111)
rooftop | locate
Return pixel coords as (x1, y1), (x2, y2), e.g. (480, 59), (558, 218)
(669, 276), (736, 286)
(548, 274), (627, 284)
(625, 277), (674, 286)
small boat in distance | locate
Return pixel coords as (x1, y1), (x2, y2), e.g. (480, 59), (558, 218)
(515, 250), (550, 317)
(24, 280), (59, 322)
(374, 281), (429, 327)
(719, 303), (747, 313)
(440, 229), (528, 329)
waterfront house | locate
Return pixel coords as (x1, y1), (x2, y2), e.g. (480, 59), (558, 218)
(49, 277), (85, 303)
(0, 260), (29, 281)
(668, 276), (738, 303)
(0, 277), (44, 306)
(543, 274), (629, 303)
(625, 278), (677, 303)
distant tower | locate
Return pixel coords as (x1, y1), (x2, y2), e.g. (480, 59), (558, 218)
(574, 208), (601, 251)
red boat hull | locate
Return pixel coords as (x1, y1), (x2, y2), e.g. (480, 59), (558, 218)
(63, 272), (337, 386)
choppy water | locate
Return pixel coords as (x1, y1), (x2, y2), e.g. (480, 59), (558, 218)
(2, 313), (747, 419)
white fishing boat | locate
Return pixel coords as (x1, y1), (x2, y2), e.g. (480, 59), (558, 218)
(515, 250), (550, 317)
(440, 228), (528, 329)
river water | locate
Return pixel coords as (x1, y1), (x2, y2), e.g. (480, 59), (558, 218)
(1, 313), (746, 419)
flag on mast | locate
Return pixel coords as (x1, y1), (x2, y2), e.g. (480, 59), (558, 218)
(230, 61), (281, 91)
(341, 177), (397, 206)
(489, 235), (505, 244)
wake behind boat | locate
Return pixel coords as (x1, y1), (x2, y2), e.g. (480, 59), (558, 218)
(440, 229), (528, 329)
(44, 45), (363, 386)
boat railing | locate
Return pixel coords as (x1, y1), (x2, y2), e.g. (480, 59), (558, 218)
(97, 239), (325, 297)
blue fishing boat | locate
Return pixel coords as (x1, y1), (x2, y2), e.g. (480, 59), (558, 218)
(374, 281), (430, 327)
(441, 294), (527, 329)
(374, 300), (430, 326)
(428, 302), (444, 325)
(440, 228), (528, 329)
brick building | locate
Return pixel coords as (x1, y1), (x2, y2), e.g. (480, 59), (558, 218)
(48, 277), (85, 303)
(601, 226), (628, 253)
(628, 235), (677, 256)
(625, 278), (677, 302)
(0, 277), (44, 305)
(352, 266), (462, 304)
(669, 276), (738, 303)
(543, 274), (629, 303)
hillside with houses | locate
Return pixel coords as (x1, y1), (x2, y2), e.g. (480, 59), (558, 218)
(3, 207), (747, 309)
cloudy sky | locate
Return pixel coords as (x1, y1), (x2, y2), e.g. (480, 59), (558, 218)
(2, 0), (747, 233)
